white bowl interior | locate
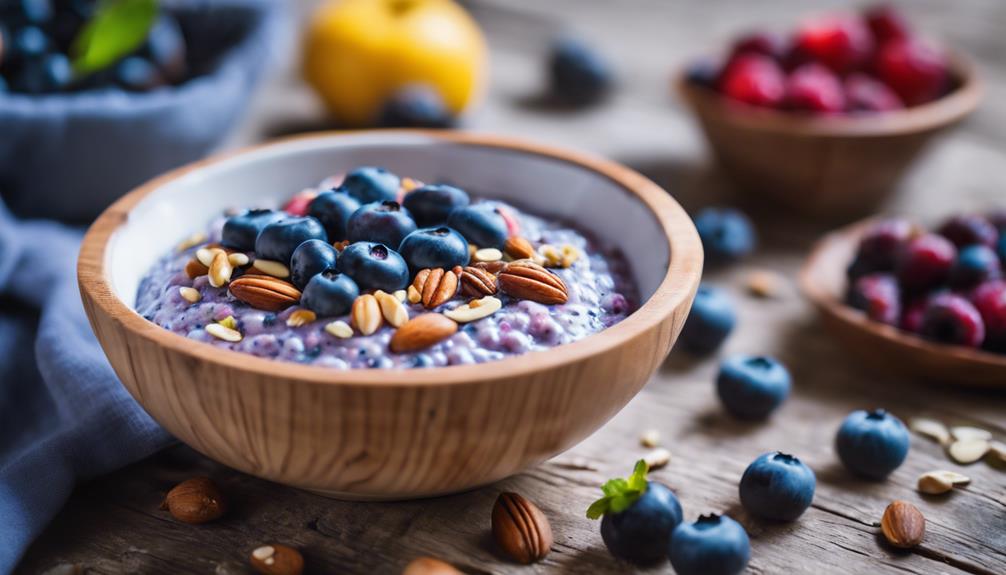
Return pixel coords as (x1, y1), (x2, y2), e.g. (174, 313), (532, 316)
(108, 133), (670, 308)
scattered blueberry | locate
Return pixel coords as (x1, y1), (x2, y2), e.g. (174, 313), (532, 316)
(301, 270), (359, 318)
(679, 284), (736, 355)
(378, 84), (453, 128)
(115, 56), (164, 91)
(336, 242), (409, 292)
(290, 239), (338, 290)
(694, 207), (756, 263)
(308, 189), (362, 242)
(847, 273), (901, 326)
(739, 452), (816, 521)
(895, 233), (956, 292)
(402, 184), (470, 227)
(347, 201), (417, 248)
(340, 166), (400, 204)
(254, 216), (327, 264)
(669, 514), (750, 575)
(221, 209), (286, 252)
(398, 226), (471, 272)
(548, 37), (613, 106)
(949, 244), (1002, 288)
(920, 293), (985, 348)
(835, 409), (910, 480)
(937, 214), (998, 248)
(446, 204), (509, 249)
(716, 355), (791, 420)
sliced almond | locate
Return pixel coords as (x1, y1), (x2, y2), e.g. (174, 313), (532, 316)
(206, 323), (241, 342)
(640, 429), (661, 448)
(917, 470), (970, 495)
(406, 285), (422, 304)
(375, 290), (409, 327)
(444, 296), (502, 323)
(474, 247), (503, 263)
(179, 286), (201, 303)
(947, 438), (990, 464)
(196, 247), (223, 268)
(208, 251), (233, 288)
(228, 252), (250, 267)
(910, 418), (951, 445)
(351, 294), (382, 336)
(252, 259), (290, 279)
(390, 313), (458, 353)
(286, 309), (317, 327)
(644, 448), (671, 470)
(393, 289), (407, 302)
(950, 426), (992, 442)
(324, 320), (353, 339)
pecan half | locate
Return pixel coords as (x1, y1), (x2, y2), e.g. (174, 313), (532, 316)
(185, 258), (209, 279)
(412, 268), (459, 309)
(474, 260), (507, 274)
(491, 492), (553, 564)
(460, 266), (498, 297)
(498, 260), (568, 305)
(229, 275), (301, 311)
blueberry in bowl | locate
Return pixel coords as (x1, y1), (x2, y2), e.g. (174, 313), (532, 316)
(301, 270), (359, 318)
(255, 216), (328, 265)
(739, 451), (816, 521)
(290, 239), (339, 291)
(398, 226), (470, 272)
(336, 241), (410, 293)
(835, 408), (909, 480)
(402, 183), (470, 227)
(340, 166), (401, 204)
(347, 201), (417, 248)
(308, 188), (362, 242)
(446, 203), (509, 250)
(221, 208), (286, 252)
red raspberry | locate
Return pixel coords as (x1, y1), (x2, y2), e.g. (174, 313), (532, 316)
(864, 4), (911, 43)
(793, 15), (874, 74)
(785, 63), (846, 113)
(730, 31), (787, 61)
(844, 73), (904, 112)
(282, 190), (318, 216)
(874, 38), (949, 106)
(719, 54), (786, 108)
(896, 233), (956, 292)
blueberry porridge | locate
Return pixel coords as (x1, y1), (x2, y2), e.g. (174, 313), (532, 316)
(136, 166), (637, 368)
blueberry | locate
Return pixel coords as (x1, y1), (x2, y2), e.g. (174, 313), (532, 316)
(950, 244), (1002, 288)
(669, 514), (750, 575)
(347, 201), (417, 248)
(402, 184), (470, 227)
(716, 355), (791, 420)
(14, 52), (71, 93)
(835, 409), (910, 480)
(694, 207), (756, 263)
(255, 216), (327, 264)
(290, 239), (338, 290)
(378, 84), (453, 128)
(221, 209), (286, 252)
(16, 0), (52, 24)
(143, 15), (186, 82)
(679, 284), (736, 355)
(12, 26), (49, 59)
(308, 189), (362, 242)
(301, 270), (359, 317)
(116, 56), (164, 91)
(340, 166), (400, 204)
(398, 226), (470, 272)
(336, 242), (409, 292)
(549, 37), (613, 106)
(446, 204), (509, 249)
(739, 452), (816, 521)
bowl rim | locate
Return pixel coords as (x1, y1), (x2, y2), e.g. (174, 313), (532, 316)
(78, 130), (704, 388)
(799, 217), (1006, 373)
(675, 52), (983, 138)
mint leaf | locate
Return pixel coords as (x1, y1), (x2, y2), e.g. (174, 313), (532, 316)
(601, 478), (628, 497)
(72, 0), (159, 74)
(585, 460), (651, 519)
(628, 460), (649, 491)
(586, 497), (612, 520)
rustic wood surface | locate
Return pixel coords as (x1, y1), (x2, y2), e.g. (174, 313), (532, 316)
(17, 0), (1006, 573)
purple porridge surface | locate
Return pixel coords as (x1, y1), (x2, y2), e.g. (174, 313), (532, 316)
(135, 200), (637, 369)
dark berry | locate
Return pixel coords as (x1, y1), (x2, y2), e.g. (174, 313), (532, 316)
(598, 480), (682, 564)
(716, 355), (791, 420)
(718, 53), (785, 108)
(336, 242), (409, 292)
(12, 26), (48, 59)
(685, 58), (723, 89)
(874, 38), (949, 106)
(347, 201), (417, 248)
(847, 273), (901, 325)
(402, 184), (470, 227)
(730, 31), (787, 61)
(398, 226), (470, 272)
(221, 209), (286, 252)
(895, 233), (956, 292)
(340, 166), (400, 204)
(950, 245), (1002, 288)
(920, 293), (985, 348)
(693, 207), (756, 263)
(548, 37), (613, 106)
(669, 514), (750, 575)
(739, 452), (816, 521)
(679, 284), (736, 355)
(446, 204), (509, 249)
(785, 63), (845, 114)
(290, 239), (338, 290)
(792, 15), (873, 75)
(844, 73), (904, 113)
(835, 408), (909, 479)
(848, 218), (915, 278)
(937, 214), (998, 248)
(308, 189), (361, 241)
(864, 4), (911, 43)
(116, 56), (164, 91)
(900, 295), (933, 333)
(255, 217), (327, 264)
(15, 0), (53, 24)
(143, 15), (186, 82)
(301, 270), (359, 318)
(378, 84), (453, 128)
(971, 280), (1006, 352)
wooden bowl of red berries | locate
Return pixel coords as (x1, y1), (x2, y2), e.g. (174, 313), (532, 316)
(800, 212), (1006, 388)
(676, 5), (983, 220)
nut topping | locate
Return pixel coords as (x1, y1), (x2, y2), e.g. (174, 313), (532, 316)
(474, 260), (507, 274)
(185, 258), (209, 279)
(206, 323), (242, 342)
(880, 500), (925, 548)
(413, 268), (460, 309)
(249, 544), (304, 575)
(375, 290), (409, 327)
(390, 314), (457, 353)
(229, 276), (302, 311)
(402, 556), (463, 575)
(474, 247), (503, 263)
(324, 320), (353, 339)
(498, 260), (568, 305)
(179, 286), (201, 303)
(351, 294), (383, 335)
(444, 296), (502, 323)
(504, 236), (536, 260)
(286, 309), (317, 327)
(917, 470), (971, 494)
(459, 266), (497, 297)
(491, 492), (553, 564)
(208, 251), (233, 288)
(252, 259), (291, 279)
(161, 477), (226, 524)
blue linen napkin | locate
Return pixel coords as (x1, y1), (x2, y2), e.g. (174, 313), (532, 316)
(0, 200), (173, 570)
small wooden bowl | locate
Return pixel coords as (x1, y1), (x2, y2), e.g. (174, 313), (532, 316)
(677, 56), (983, 219)
(799, 219), (1006, 388)
(77, 131), (704, 499)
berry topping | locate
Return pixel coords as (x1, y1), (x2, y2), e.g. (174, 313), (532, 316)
(308, 189), (362, 242)
(847, 273), (901, 325)
(221, 209), (286, 252)
(290, 239), (338, 290)
(336, 242), (410, 292)
(920, 293), (985, 347)
(301, 270), (360, 318)
(895, 233), (956, 292)
(347, 201), (417, 248)
(785, 63), (846, 113)
(398, 226), (470, 273)
(402, 184), (470, 227)
(718, 53), (785, 108)
(446, 204), (510, 250)
(340, 166), (401, 204)
(874, 38), (949, 106)
(255, 216), (328, 265)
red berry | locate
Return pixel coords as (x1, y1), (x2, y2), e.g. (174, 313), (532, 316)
(719, 54), (786, 108)
(731, 31), (787, 61)
(864, 4), (911, 44)
(793, 15), (874, 74)
(874, 38), (949, 106)
(901, 295), (932, 333)
(971, 280), (1006, 351)
(785, 63), (846, 113)
(937, 214), (998, 248)
(849, 218), (916, 277)
(844, 73), (904, 112)
(283, 190), (318, 216)
(920, 293), (985, 348)
(847, 273), (901, 325)
(896, 233), (956, 291)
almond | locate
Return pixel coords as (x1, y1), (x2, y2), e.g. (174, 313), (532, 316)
(185, 258), (209, 279)
(286, 309), (317, 327)
(413, 268), (459, 309)
(880, 500), (925, 548)
(444, 296), (502, 323)
(229, 276), (301, 311)
(250, 544), (303, 575)
(161, 477), (226, 524)
(504, 236), (536, 260)
(402, 556), (462, 575)
(459, 266), (498, 297)
(351, 294), (383, 335)
(474, 247), (503, 263)
(375, 290), (409, 327)
(491, 492), (553, 564)
(498, 260), (568, 304)
(390, 314), (457, 353)
(208, 251), (233, 288)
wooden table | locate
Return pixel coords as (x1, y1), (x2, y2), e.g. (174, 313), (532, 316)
(18, 1), (1006, 573)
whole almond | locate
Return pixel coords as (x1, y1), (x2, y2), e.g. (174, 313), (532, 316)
(413, 268), (459, 308)
(250, 544), (303, 575)
(229, 275), (302, 311)
(376, 290), (409, 327)
(401, 557), (463, 575)
(352, 294), (383, 335)
(161, 477), (226, 524)
(498, 260), (568, 305)
(185, 258), (209, 279)
(390, 314), (457, 353)
(504, 236), (536, 260)
(459, 266), (498, 297)
(880, 500), (925, 548)
(492, 492), (553, 564)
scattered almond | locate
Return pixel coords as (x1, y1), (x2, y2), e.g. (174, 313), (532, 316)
(459, 265), (497, 297)
(444, 296), (502, 323)
(474, 247), (503, 263)
(206, 323), (242, 342)
(185, 258), (209, 279)
(390, 314), (457, 353)
(286, 309), (317, 327)
(161, 477), (226, 524)
(643, 448), (671, 470)
(491, 492), (553, 564)
(228, 252), (251, 267)
(402, 556), (463, 575)
(948, 438), (990, 464)
(352, 294), (383, 335)
(407, 285), (422, 304)
(917, 470), (970, 494)
(179, 286), (201, 303)
(988, 441), (1006, 465)
(746, 269), (784, 298)
(376, 290), (409, 327)
(504, 236), (536, 260)
(498, 260), (568, 304)
(910, 418), (951, 445)
(176, 232), (207, 252)
(880, 501), (925, 548)
(413, 268), (459, 309)
(253, 259), (291, 279)
(950, 426), (992, 442)
(229, 275), (302, 311)
(640, 429), (661, 448)
(208, 251), (233, 287)
(250, 544), (304, 575)
(324, 320), (353, 339)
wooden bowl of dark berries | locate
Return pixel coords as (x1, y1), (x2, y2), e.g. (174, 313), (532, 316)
(676, 4), (983, 219)
(799, 212), (1006, 388)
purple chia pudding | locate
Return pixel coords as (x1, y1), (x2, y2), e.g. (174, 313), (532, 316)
(135, 173), (637, 369)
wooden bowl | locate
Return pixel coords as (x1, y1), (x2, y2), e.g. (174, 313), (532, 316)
(677, 56), (982, 219)
(799, 219), (1006, 388)
(77, 131), (704, 499)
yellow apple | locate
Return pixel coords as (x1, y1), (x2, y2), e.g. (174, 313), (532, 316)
(303, 0), (488, 127)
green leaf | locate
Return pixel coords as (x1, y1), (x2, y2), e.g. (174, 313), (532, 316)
(628, 460), (649, 491)
(601, 478), (628, 497)
(72, 0), (159, 74)
(585, 460), (651, 520)
(586, 497), (612, 520)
